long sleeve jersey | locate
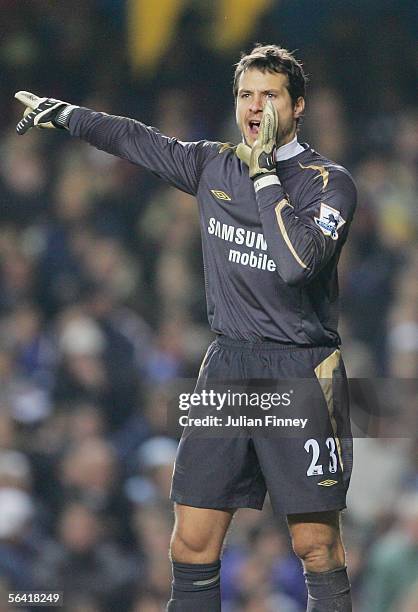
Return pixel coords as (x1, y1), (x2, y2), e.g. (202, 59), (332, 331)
(68, 109), (357, 346)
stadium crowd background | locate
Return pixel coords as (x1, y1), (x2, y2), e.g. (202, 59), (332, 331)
(0, 1), (417, 610)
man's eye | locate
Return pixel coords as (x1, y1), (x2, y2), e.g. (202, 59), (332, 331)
(241, 93), (250, 99)
(267, 93), (276, 99)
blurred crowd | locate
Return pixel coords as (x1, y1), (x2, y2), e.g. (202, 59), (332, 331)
(0, 1), (417, 611)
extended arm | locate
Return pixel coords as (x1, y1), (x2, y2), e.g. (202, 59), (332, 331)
(14, 91), (215, 196)
(68, 108), (205, 195)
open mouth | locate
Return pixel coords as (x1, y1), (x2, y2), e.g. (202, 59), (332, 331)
(248, 120), (260, 137)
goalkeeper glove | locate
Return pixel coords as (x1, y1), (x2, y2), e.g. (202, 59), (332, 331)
(15, 91), (78, 135)
(236, 99), (279, 187)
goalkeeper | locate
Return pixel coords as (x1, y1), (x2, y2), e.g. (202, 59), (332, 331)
(15, 45), (356, 612)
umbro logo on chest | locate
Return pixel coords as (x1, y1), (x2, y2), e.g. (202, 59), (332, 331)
(210, 189), (231, 201)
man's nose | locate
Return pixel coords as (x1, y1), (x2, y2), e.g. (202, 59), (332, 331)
(249, 94), (263, 113)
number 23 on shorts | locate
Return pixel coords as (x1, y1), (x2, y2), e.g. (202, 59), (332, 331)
(304, 437), (339, 477)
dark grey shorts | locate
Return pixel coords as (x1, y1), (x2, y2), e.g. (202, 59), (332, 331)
(170, 336), (352, 516)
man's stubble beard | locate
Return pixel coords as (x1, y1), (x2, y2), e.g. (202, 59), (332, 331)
(276, 120), (296, 147)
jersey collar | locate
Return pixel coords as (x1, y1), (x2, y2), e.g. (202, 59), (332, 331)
(275, 136), (305, 161)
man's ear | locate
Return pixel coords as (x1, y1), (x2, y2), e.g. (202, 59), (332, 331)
(293, 96), (305, 119)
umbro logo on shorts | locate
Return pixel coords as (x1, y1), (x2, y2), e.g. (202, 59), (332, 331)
(318, 479), (338, 487)
(211, 189), (231, 201)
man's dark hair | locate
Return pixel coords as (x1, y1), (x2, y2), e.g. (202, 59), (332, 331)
(233, 44), (307, 106)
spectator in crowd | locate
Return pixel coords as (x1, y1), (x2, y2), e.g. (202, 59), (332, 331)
(362, 492), (418, 611)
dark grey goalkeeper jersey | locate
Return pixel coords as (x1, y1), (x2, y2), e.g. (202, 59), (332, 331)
(68, 109), (357, 346)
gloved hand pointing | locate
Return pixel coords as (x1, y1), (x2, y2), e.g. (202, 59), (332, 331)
(15, 91), (77, 135)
